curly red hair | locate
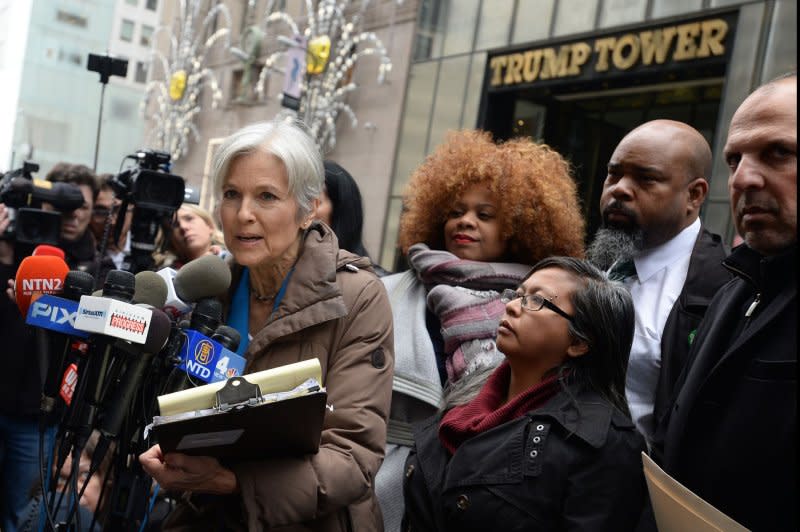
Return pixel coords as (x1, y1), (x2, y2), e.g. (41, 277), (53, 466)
(398, 130), (585, 264)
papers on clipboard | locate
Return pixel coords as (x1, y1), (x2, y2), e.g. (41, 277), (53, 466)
(642, 452), (750, 532)
(147, 359), (329, 461)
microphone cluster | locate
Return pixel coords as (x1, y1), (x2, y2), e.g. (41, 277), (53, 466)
(17, 248), (240, 531)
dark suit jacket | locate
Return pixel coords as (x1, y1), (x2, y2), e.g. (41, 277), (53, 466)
(662, 244), (797, 530)
(652, 227), (730, 435)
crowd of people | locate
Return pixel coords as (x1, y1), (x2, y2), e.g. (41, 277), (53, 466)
(0, 71), (795, 531)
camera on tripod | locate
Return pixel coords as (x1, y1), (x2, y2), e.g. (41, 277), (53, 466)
(0, 161), (85, 249)
(109, 149), (185, 273)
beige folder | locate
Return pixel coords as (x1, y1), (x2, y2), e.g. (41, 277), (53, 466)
(642, 452), (750, 532)
(157, 358), (322, 416)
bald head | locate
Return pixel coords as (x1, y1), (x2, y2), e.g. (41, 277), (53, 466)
(625, 120), (713, 183)
(598, 119), (712, 248)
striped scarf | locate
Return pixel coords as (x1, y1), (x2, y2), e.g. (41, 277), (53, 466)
(407, 244), (530, 383)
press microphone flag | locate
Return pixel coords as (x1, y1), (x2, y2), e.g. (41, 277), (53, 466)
(178, 330), (246, 384)
(15, 254), (70, 316)
(26, 294), (90, 338)
(74, 295), (152, 344)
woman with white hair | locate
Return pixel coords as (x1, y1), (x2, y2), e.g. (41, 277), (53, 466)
(140, 119), (394, 531)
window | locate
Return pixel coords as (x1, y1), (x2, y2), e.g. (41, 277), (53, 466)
(140, 25), (154, 47)
(135, 61), (149, 83)
(120, 19), (134, 42)
(146, 0), (158, 11)
(125, 0), (138, 5)
(56, 10), (88, 28)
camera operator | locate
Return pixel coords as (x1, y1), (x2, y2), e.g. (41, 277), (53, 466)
(91, 174), (132, 271)
(0, 162), (113, 532)
(44, 163), (115, 284)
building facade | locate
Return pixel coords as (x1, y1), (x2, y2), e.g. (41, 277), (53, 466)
(0, 0), (158, 177)
(147, 0), (794, 271)
(381, 0), (796, 270)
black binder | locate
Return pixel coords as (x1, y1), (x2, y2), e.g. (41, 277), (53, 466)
(151, 376), (327, 461)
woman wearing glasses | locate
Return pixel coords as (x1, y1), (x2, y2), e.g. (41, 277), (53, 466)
(376, 130), (585, 530)
(403, 257), (646, 531)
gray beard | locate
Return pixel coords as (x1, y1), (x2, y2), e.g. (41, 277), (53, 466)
(587, 227), (645, 271)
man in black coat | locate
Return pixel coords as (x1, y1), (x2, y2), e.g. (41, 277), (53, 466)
(662, 73), (797, 530)
(587, 120), (731, 450)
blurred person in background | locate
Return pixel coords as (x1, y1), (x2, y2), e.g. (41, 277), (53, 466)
(0, 162), (112, 531)
(156, 203), (227, 269)
(91, 174), (132, 270)
(375, 129), (586, 530)
(317, 160), (388, 275)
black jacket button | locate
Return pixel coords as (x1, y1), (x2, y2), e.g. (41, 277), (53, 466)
(456, 494), (470, 510)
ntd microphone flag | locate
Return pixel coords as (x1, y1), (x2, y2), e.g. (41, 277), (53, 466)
(179, 330), (246, 383)
(26, 294), (89, 339)
(74, 295), (152, 344)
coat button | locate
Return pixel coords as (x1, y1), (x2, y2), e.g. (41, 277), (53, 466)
(405, 464), (415, 478)
(456, 494), (470, 510)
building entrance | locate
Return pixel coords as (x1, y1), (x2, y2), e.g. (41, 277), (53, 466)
(484, 78), (724, 240)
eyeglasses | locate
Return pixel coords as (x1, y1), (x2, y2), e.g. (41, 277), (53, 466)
(500, 289), (574, 322)
(92, 205), (119, 218)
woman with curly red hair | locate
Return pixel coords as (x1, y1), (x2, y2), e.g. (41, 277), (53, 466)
(375, 129), (585, 530)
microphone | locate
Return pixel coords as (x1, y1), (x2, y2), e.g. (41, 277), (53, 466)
(24, 271), (95, 418)
(15, 255), (71, 419)
(64, 271), (138, 453)
(157, 254), (231, 319)
(91, 307), (171, 471)
(211, 325), (241, 352)
(32, 244), (66, 259)
(14, 254), (70, 317)
(133, 271), (168, 309)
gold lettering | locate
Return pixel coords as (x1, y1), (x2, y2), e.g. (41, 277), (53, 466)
(673, 22), (700, 61)
(522, 50), (543, 82)
(567, 42), (591, 75)
(489, 55), (507, 86)
(697, 18), (728, 58)
(612, 34), (640, 70)
(504, 53), (525, 85)
(594, 37), (616, 72)
(540, 46), (571, 79)
(640, 27), (677, 65)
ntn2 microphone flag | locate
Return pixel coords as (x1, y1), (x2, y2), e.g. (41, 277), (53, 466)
(32, 244), (65, 259)
(15, 254), (70, 316)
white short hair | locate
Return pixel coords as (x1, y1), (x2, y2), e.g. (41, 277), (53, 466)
(211, 118), (324, 220)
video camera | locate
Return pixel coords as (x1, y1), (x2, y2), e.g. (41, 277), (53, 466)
(109, 149), (185, 273)
(0, 161), (85, 253)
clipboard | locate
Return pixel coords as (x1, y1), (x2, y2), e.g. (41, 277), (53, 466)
(151, 374), (327, 461)
(642, 452), (750, 532)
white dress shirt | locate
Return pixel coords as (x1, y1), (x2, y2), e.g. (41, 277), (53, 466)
(624, 218), (701, 442)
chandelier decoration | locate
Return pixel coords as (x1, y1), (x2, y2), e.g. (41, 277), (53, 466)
(141, 0), (232, 162)
(255, 0), (392, 153)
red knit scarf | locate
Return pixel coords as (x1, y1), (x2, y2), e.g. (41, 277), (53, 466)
(438, 361), (562, 454)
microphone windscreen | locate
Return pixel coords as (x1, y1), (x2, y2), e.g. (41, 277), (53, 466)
(32, 245), (65, 260)
(103, 270), (135, 301)
(14, 255), (70, 316)
(174, 255), (231, 303)
(91, 289), (103, 297)
(211, 325), (241, 352)
(63, 271), (95, 301)
(133, 271), (168, 308)
(143, 308), (172, 353)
